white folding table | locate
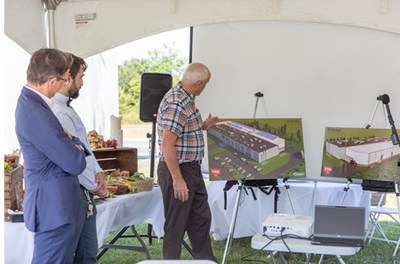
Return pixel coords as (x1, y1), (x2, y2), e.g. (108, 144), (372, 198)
(4, 187), (165, 264)
(251, 233), (361, 264)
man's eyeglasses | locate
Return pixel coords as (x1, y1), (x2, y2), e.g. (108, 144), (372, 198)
(57, 77), (70, 86)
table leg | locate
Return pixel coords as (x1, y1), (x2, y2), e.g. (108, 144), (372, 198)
(336, 255), (346, 264)
(269, 251), (277, 264)
(96, 225), (151, 260)
(278, 252), (288, 264)
(304, 253), (314, 264)
(131, 225), (151, 259)
(97, 226), (130, 259)
(318, 254), (324, 264)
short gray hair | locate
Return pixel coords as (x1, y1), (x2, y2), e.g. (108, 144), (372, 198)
(182, 63), (210, 85)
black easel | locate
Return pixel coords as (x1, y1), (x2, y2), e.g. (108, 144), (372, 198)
(252, 92), (280, 213)
(339, 178), (353, 206)
(221, 92), (279, 264)
(283, 177), (297, 214)
(363, 94), (400, 213)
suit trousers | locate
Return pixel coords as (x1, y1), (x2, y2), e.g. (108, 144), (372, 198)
(33, 223), (75, 264)
(67, 186), (98, 264)
(157, 161), (218, 262)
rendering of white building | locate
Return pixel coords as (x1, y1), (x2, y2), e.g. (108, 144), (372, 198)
(325, 138), (400, 167)
(208, 121), (285, 163)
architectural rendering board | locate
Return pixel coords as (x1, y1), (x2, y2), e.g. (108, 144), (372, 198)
(207, 118), (305, 181)
(321, 127), (400, 182)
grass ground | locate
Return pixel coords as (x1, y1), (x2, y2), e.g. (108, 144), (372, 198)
(97, 220), (400, 264)
(96, 192), (400, 263)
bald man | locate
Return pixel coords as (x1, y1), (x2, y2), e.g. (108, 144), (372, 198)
(157, 63), (219, 262)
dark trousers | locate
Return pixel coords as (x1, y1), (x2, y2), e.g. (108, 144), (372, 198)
(67, 187), (98, 264)
(33, 223), (75, 264)
(158, 161), (218, 262)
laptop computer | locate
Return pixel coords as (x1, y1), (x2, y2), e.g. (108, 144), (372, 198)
(311, 205), (365, 247)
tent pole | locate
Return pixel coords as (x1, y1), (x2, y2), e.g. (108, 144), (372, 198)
(47, 9), (56, 48)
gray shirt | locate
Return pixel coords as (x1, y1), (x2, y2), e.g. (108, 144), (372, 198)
(51, 92), (102, 190)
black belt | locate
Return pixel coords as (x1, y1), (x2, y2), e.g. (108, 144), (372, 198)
(160, 160), (202, 165)
(180, 160), (202, 166)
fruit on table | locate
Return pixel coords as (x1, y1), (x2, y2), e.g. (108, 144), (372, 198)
(88, 130), (106, 149)
(105, 139), (118, 148)
(4, 161), (14, 173)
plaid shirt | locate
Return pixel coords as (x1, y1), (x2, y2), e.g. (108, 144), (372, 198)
(157, 82), (204, 163)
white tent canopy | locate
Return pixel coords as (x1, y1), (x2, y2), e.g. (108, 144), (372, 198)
(5, 0), (400, 57)
(4, 0), (400, 179)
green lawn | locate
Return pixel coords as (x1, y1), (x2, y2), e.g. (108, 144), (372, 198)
(97, 221), (400, 264)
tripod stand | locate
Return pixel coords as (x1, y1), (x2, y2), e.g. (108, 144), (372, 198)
(362, 94), (400, 256)
(222, 92), (289, 264)
(253, 91), (269, 118)
(364, 94), (400, 213)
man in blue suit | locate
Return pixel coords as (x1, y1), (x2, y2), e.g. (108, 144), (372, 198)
(15, 48), (88, 263)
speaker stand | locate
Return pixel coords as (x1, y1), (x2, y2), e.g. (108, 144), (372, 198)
(146, 121), (157, 244)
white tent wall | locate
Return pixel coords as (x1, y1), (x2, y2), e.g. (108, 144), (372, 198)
(3, 37), (30, 154)
(72, 52), (120, 140)
(192, 21), (400, 180)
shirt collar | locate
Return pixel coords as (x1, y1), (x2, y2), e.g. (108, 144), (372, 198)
(24, 85), (52, 106)
(178, 82), (195, 101)
(52, 92), (70, 106)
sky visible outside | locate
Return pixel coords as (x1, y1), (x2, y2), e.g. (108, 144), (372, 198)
(2, 27), (190, 153)
(104, 28), (190, 65)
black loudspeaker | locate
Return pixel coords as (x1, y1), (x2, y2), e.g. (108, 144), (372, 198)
(140, 73), (172, 122)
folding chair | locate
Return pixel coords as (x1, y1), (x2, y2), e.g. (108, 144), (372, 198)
(366, 192), (400, 256)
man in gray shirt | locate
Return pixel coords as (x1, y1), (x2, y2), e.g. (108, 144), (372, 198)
(51, 54), (107, 263)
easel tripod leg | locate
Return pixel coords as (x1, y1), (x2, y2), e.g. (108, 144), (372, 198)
(221, 182), (244, 264)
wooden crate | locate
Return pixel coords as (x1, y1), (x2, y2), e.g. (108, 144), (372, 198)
(4, 165), (24, 220)
(92, 147), (138, 175)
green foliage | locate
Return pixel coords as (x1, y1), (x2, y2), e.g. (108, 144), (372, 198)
(118, 44), (187, 124)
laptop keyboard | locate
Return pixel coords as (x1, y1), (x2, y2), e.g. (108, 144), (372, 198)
(312, 237), (364, 247)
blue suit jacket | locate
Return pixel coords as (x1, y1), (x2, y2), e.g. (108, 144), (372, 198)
(15, 87), (87, 232)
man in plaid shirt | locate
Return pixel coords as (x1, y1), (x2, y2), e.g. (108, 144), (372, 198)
(157, 63), (219, 262)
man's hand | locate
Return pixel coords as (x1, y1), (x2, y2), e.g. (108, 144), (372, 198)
(63, 128), (72, 139)
(202, 113), (219, 130)
(173, 177), (189, 202)
(92, 172), (108, 197)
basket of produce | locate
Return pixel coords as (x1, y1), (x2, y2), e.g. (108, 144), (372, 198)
(107, 184), (129, 195)
(106, 170), (129, 195)
(123, 172), (154, 193)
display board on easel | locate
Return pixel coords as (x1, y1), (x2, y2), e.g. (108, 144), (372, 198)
(321, 127), (400, 182)
(207, 118), (306, 181)
(321, 94), (400, 210)
(213, 93), (307, 264)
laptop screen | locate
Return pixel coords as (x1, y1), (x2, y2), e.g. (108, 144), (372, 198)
(314, 205), (365, 239)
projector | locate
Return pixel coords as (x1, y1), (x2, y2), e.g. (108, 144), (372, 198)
(262, 213), (314, 238)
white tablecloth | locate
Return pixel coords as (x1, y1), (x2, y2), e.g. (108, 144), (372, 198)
(207, 179), (370, 240)
(4, 187), (165, 264)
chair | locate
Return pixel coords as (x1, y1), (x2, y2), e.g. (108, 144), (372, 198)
(365, 192), (400, 256)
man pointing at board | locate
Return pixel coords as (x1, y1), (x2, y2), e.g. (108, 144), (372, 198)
(157, 62), (219, 262)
